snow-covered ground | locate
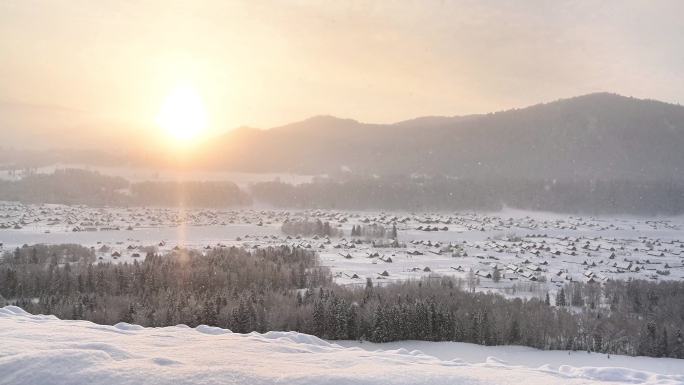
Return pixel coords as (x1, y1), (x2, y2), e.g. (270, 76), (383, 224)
(1, 306), (682, 385)
(2, 203), (684, 300)
(336, 340), (684, 377)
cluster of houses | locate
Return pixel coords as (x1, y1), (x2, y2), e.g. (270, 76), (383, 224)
(2, 203), (683, 293)
(0, 203), (303, 233)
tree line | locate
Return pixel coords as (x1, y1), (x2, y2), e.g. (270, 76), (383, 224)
(281, 219), (343, 237)
(250, 175), (684, 215)
(0, 169), (251, 207)
(0, 244), (682, 359)
(350, 223), (397, 239)
(3, 169), (684, 214)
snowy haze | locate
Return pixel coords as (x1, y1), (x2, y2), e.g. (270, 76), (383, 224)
(1, 1), (683, 143)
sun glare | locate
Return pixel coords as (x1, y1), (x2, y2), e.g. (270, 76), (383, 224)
(156, 85), (208, 141)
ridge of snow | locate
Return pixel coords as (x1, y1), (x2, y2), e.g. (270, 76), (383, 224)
(1, 307), (682, 385)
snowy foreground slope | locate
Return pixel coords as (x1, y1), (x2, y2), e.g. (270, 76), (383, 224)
(1, 307), (682, 385)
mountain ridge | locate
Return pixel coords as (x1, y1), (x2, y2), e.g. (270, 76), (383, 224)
(204, 92), (684, 181)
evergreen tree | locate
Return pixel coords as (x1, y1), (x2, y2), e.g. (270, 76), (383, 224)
(507, 318), (521, 344)
(658, 328), (669, 358)
(371, 305), (389, 343)
(479, 309), (492, 345)
(556, 288), (566, 307)
(312, 300), (325, 336)
(492, 266), (501, 283)
(672, 329), (683, 359)
(123, 302), (135, 324)
(200, 298), (217, 325)
(232, 296), (253, 333)
(390, 224), (398, 239)
(571, 284), (584, 307)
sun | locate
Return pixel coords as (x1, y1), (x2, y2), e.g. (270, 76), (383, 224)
(156, 85), (208, 141)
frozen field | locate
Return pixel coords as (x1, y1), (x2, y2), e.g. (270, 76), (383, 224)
(1, 306), (682, 385)
(1, 202), (683, 298)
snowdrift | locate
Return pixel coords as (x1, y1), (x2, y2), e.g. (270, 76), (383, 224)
(0, 306), (682, 385)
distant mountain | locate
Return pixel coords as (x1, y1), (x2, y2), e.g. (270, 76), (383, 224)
(205, 93), (684, 182)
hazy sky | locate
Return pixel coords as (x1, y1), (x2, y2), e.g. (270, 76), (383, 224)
(1, 0), (683, 138)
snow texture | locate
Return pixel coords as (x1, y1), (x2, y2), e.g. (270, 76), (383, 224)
(1, 306), (683, 385)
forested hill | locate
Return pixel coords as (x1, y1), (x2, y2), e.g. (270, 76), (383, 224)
(206, 93), (684, 181)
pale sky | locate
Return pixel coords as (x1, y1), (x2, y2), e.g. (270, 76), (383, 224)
(1, 0), (683, 139)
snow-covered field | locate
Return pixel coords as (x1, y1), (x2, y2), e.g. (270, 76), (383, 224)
(1, 306), (682, 385)
(2, 202), (683, 299)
